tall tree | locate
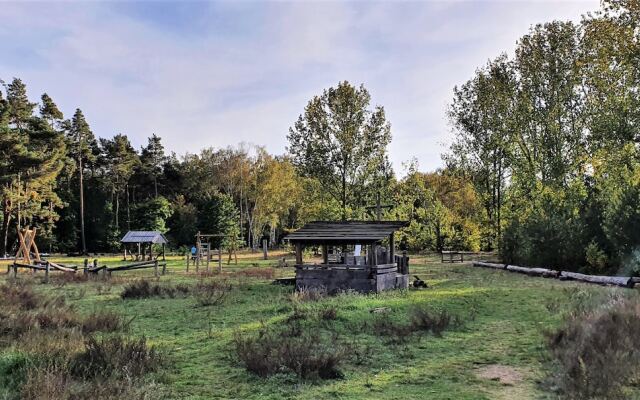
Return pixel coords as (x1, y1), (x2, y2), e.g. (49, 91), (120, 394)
(67, 109), (96, 253)
(287, 81), (392, 220)
(140, 134), (166, 198)
(99, 134), (139, 233)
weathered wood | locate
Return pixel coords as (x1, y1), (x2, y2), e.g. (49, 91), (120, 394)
(154, 260), (159, 277)
(560, 271), (633, 288)
(472, 261), (507, 270)
(263, 239), (268, 260)
(44, 261), (50, 283)
(48, 262), (76, 273)
(505, 265), (560, 278)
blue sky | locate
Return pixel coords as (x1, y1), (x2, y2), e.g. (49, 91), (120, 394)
(0, 0), (598, 173)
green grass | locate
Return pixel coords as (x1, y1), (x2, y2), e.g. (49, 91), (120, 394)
(0, 252), (629, 399)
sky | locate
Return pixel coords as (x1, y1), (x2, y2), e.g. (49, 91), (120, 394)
(0, 0), (599, 174)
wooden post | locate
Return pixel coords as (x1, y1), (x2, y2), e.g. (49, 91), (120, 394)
(195, 241), (200, 273)
(137, 242), (141, 261)
(12, 262), (17, 278)
(162, 243), (165, 261)
(295, 243), (303, 265)
(403, 250), (408, 275)
(6, 264), (10, 274)
(162, 262), (166, 275)
(322, 244), (328, 264)
(186, 252), (190, 272)
(263, 239), (268, 260)
(154, 259), (159, 277)
(206, 240), (210, 272)
(44, 261), (50, 283)
(218, 248), (222, 273)
(389, 233), (395, 264)
(83, 259), (88, 276)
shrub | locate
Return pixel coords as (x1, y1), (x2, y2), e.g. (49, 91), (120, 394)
(584, 240), (608, 273)
(320, 305), (338, 321)
(120, 280), (163, 299)
(70, 336), (162, 380)
(290, 286), (327, 303)
(232, 324), (346, 379)
(194, 280), (231, 307)
(81, 311), (126, 334)
(120, 280), (191, 299)
(545, 295), (640, 399)
(0, 283), (40, 310)
(410, 307), (454, 337)
(370, 314), (414, 344)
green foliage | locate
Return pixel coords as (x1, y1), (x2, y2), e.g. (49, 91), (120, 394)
(132, 196), (172, 233)
(288, 81), (393, 220)
(448, 1), (640, 270)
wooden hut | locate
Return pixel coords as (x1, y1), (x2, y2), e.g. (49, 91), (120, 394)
(285, 221), (409, 293)
(121, 231), (168, 261)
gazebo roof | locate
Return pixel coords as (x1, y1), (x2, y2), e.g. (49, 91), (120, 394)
(285, 221), (408, 244)
(121, 231), (168, 244)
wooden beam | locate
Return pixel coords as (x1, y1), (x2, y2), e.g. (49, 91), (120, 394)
(295, 243), (303, 264)
(322, 244), (328, 264)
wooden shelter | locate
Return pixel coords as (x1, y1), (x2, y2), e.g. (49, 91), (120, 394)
(121, 231), (168, 261)
(285, 221), (410, 293)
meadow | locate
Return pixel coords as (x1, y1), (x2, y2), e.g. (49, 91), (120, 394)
(0, 252), (628, 399)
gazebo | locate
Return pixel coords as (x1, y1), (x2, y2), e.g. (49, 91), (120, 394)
(285, 221), (409, 293)
(121, 231), (168, 261)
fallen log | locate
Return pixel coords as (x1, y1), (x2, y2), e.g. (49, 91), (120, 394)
(472, 261), (507, 270)
(505, 265), (560, 278)
(559, 271), (633, 288)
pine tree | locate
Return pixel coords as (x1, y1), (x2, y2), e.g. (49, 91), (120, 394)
(68, 109), (96, 254)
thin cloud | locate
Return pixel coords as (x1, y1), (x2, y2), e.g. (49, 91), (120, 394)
(0, 1), (598, 172)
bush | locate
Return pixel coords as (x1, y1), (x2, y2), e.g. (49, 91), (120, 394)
(70, 336), (162, 380)
(369, 306), (460, 343)
(194, 280), (231, 307)
(290, 286), (327, 303)
(545, 295), (640, 399)
(370, 314), (414, 344)
(81, 311), (126, 334)
(0, 283), (40, 310)
(410, 307), (454, 337)
(232, 324), (346, 379)
(584, 240), (608, 273)
(120, 279), (190, 299)
(320, 305), (338, 321)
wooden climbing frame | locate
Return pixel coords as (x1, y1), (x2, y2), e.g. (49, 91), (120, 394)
(15, 227), (41, 265)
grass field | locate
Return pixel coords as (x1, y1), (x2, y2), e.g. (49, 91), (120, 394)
(0, 252), (628, 399)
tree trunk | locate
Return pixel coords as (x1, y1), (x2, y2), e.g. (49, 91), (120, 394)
(79, 156), (86, 254)
(1, 201), (11, 256)
(126, 184), (131, 231)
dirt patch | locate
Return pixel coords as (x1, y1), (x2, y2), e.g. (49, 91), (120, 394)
(475, 364), (524, 386)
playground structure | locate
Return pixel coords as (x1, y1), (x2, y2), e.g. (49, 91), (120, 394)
(121, 231), (168, 261)
(8, 227), (167, 282)
(187, 232), (222, 273)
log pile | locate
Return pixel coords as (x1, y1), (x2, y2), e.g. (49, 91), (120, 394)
(473, 261), (635, 288)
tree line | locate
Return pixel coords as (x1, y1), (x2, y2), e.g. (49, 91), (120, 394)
(0, 78), (487, 258)
(447, 0), (640, 273)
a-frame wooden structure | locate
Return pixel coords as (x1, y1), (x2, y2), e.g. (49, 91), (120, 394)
(15, 227), (41, 265)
